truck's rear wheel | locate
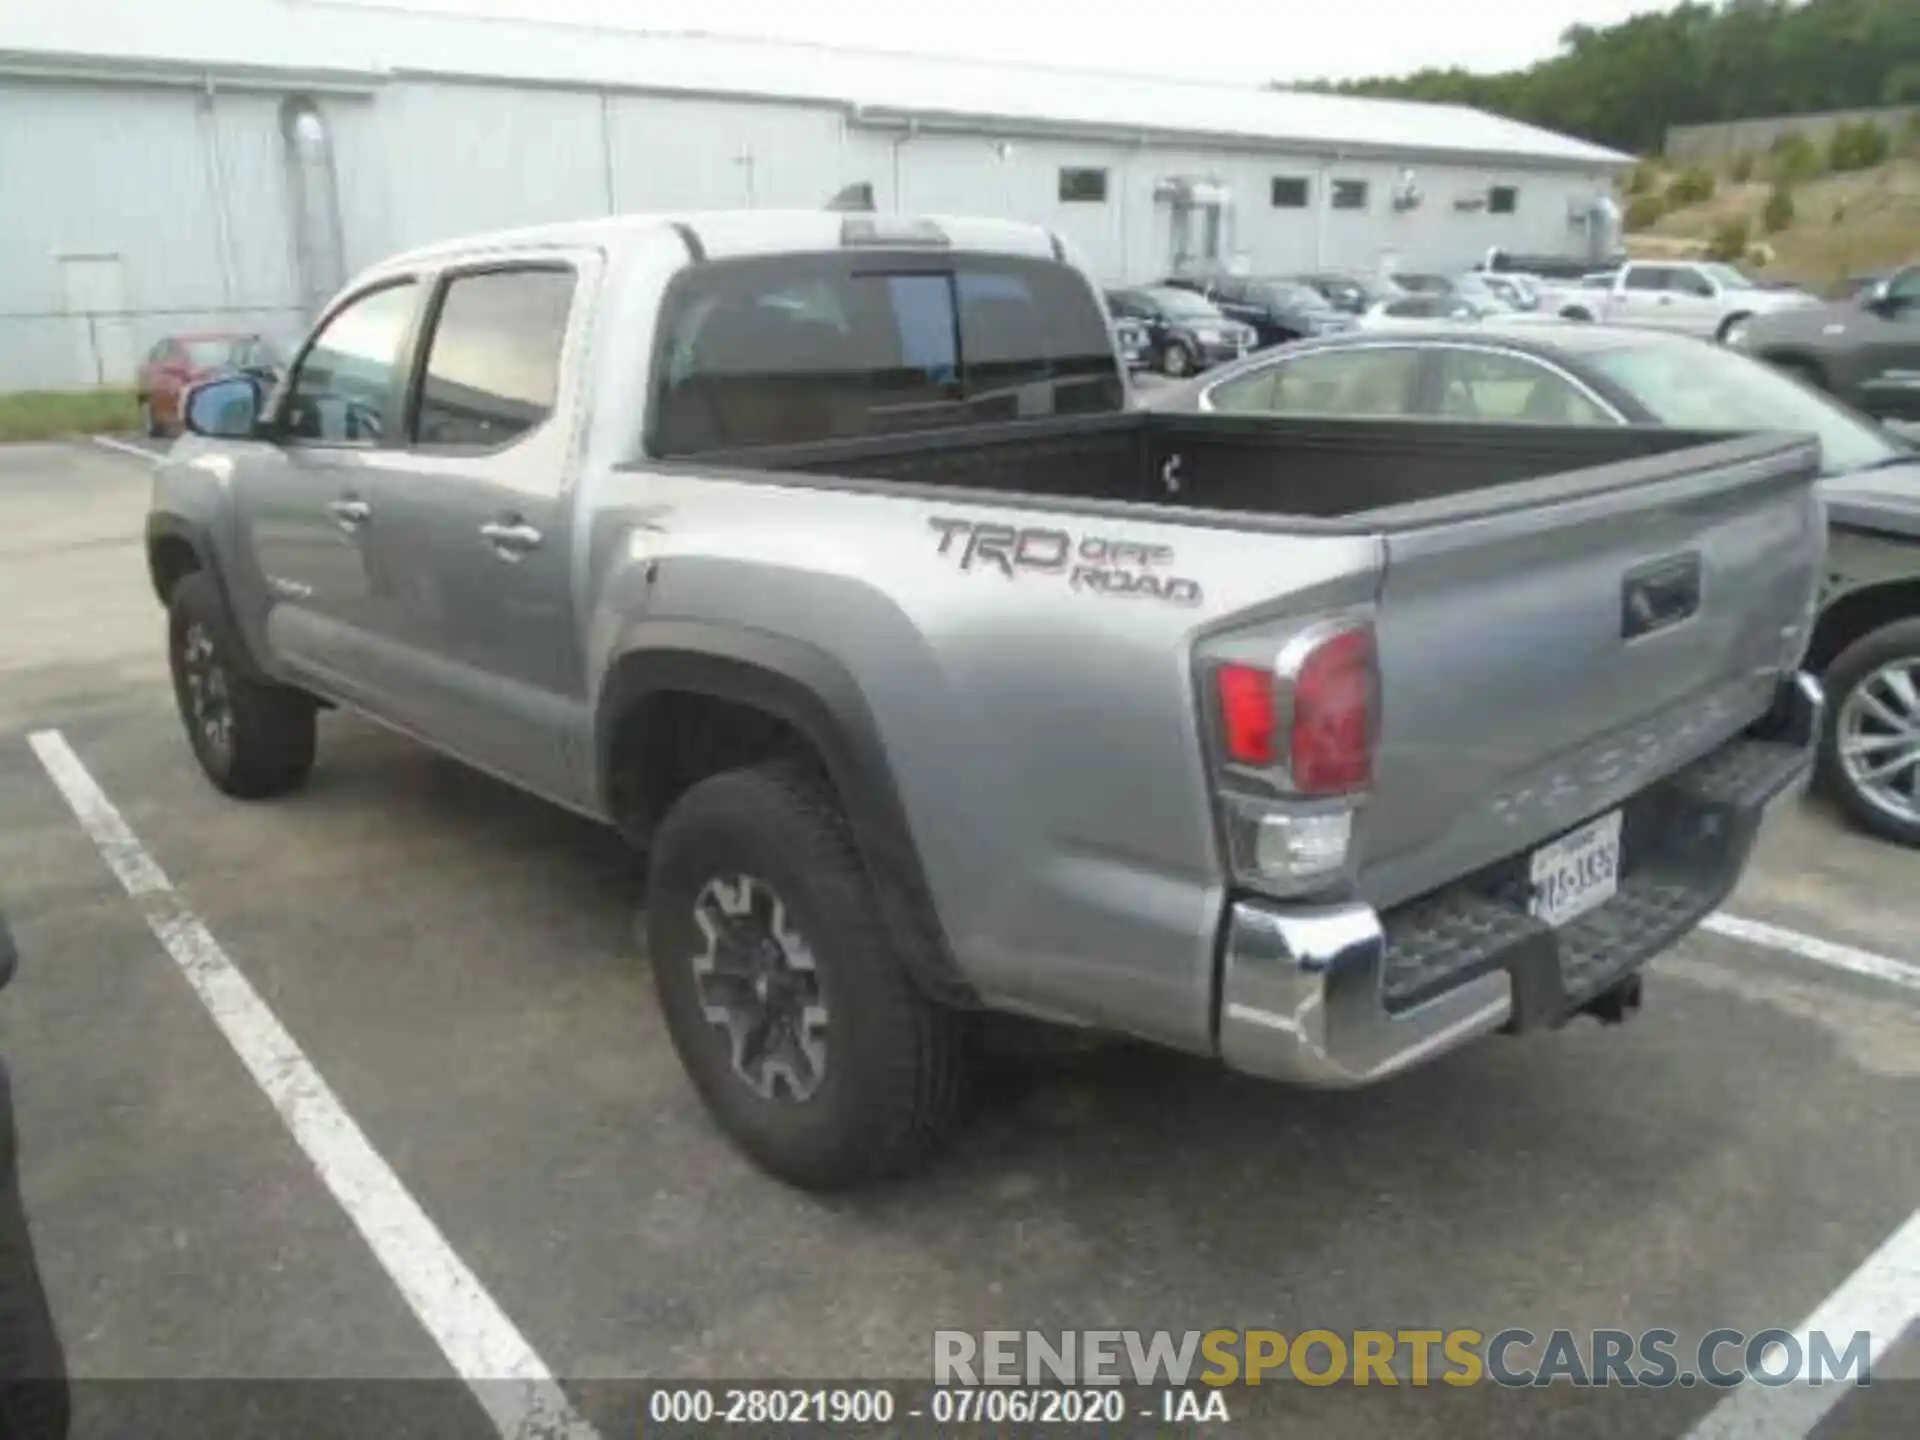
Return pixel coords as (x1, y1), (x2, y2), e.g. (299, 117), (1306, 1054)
(646, 761), (967, 1189)
(1817, 619), (1920, 848)
(167, 572), (317, 799)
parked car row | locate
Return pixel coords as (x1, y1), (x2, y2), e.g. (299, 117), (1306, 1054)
(1105, 285), (1258, 376)
(1147, 322), (1920, 848)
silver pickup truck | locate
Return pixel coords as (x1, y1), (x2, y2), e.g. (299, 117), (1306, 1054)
(149, 211), (1826, 1189)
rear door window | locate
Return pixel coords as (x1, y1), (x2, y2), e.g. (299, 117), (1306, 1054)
(1207, 347), (1422, 419)
(1427, 350), (1615, 425)
(412, 267), (575, 450)
(650, 254), (1124, 455)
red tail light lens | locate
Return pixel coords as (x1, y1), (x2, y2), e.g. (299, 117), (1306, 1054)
(1215, 663), (1275, 766)
(1289, 625), (1376, 794)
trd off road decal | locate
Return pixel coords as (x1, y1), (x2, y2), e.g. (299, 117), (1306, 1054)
(929, 518), (1203, 606)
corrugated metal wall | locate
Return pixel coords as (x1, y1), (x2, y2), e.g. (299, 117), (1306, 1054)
(0, 77), (308, 391)
(0, 72), (1608, 391)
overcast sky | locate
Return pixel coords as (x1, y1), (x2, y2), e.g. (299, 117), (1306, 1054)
(327, 0), (1678, 85)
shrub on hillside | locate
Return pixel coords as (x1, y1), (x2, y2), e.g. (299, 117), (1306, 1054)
(1769, 132), (1822, 184)
(1882, 65), (1920, 106)
(1624, 192), (1667, 229)
(1708, 217), (1751, 262)
(1828, 120), (1890, 172)
(1763, 184), (1795, 233)
(1730, 152), (1755, 183)
(1627, 163), (1659, 194)
(1665, 167), (1716, 207)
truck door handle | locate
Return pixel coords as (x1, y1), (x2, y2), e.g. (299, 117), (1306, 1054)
(480, 518), (543, 558)
(326, 497), (371, 532)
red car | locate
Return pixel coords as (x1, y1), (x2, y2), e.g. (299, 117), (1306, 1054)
(134, 332), (281, 438)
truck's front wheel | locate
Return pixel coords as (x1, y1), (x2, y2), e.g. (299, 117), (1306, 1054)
(167, 572), (317, 799)
(646, 762), (967, 1189)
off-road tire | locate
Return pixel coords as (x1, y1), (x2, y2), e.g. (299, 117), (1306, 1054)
(1816, 618), (1920, 848)
(646, 761), (968, 1190)
(1161, 341), (1195, 377)
(167, 571), (317, 799)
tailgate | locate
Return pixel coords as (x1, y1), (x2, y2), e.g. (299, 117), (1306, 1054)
(1360, 433), (1823, 909)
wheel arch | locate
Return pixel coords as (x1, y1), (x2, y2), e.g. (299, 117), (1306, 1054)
(596, 625), (975, 1004)
(1806, 578), (1920, 675)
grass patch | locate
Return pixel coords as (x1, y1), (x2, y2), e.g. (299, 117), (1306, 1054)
(0, 389), (142, 443)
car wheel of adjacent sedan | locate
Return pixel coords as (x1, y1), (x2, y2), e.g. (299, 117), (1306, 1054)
(1560, 306), (1594, 323)
(167, 572), (317, 799)
(1161, 341), (1195, 378)
(1817, 619), (1920, 848)
(646, 761), (969, 1190)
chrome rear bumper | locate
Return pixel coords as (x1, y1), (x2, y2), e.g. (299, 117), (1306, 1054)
(1217, 671), (1822, 1088)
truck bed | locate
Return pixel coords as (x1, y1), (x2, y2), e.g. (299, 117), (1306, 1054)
(654, 411), (1770, 526)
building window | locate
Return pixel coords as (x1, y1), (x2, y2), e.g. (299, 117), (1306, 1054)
(1058, 167), (1108, 203)
(1270, 176), (1310, 209)
(1489, 185), (1519, 214)
(1332, 179), (1369, 211)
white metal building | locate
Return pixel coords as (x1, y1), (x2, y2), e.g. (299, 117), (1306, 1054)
(0, 0), (1630, 391)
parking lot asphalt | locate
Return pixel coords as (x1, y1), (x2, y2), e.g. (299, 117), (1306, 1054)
(2, 439), (1916, 1438)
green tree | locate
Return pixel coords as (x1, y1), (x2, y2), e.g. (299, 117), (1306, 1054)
(1828, 120), (1891, 171)
(1281, 0), (1920, 154)
(1666, 167), (1717, 206)
(1709, 217), (1752, 262)
(1730, 151), (1755, 182)
(1763, 183), (1796, 232)
(1625, 193), (1668, 229)
(1770, 132), (1823, 183)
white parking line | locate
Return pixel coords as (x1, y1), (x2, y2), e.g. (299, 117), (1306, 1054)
(1685, 1208), (1920, 1440)
(27, 729), (601, 1440)
(88, 434), (159, 462)
(1703, 912), (1920, 995)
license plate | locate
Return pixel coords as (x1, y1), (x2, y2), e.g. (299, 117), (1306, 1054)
(1528, 810), (1622, 928)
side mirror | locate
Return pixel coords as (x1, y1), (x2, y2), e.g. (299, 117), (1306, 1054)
(182, 375), (265, 439)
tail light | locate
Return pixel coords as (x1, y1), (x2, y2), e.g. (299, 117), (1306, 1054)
(1285, 625), (1376, 794)
(1204, 616), (1378, 897)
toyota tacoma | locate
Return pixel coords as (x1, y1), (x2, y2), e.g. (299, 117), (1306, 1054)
(147, 211), (1826, 1189)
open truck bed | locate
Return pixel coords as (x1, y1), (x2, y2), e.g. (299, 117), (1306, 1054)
(653, 410), (1780, 526)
